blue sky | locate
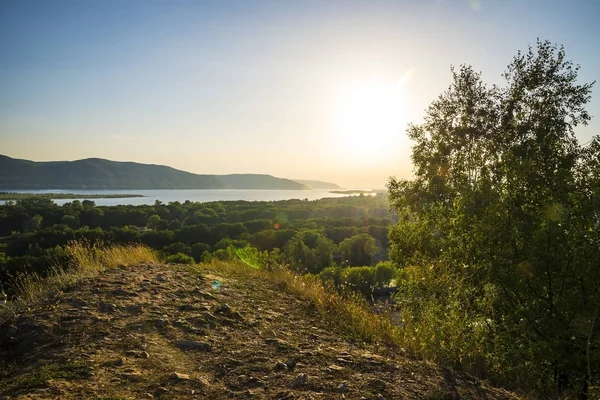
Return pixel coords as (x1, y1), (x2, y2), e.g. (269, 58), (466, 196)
(1, 0), (599, 188)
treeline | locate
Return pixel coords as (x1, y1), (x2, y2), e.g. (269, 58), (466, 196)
(0, 195), (395, 290)
(388, 41), (599, 398)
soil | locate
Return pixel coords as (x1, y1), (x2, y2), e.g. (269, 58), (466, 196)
(0, 263), (517, 399)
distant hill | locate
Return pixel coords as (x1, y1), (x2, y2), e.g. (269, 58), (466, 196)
(293, 179), (341, 189)
(219, 174), (309, 190)
(0, 155), (309, 190)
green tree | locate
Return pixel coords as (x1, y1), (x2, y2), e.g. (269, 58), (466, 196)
(388, 40), (598, 397)
(339, 233), (378, 266)
(61, 214), (80, 230)
(23, 214), (43, 232)
(146, 214), (162, 230)
(284, 230), (335, 274)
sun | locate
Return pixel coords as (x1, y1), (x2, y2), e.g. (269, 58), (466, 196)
(333, 80), (408, 163)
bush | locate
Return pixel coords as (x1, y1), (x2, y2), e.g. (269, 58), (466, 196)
(318, 262), (396, 296)
(165, 252), (195, 265)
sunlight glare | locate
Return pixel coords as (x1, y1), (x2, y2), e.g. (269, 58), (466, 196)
(334, 79), (409, 163)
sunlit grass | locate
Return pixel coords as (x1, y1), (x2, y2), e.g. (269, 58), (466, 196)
(198, 258), (403, 349)
(0, 240), (158, 320)
(267, 265), (402, 347)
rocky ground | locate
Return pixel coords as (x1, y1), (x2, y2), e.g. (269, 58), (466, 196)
(0, 263), (517, 399)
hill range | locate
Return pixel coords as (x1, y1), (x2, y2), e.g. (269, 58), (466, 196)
(0, 155), (340, 190)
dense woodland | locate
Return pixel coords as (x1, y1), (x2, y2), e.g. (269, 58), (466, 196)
(388, 41), (599, 398)
(0, 194), (394, 292)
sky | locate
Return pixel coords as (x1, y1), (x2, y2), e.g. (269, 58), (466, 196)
(1, 0), (599, 189)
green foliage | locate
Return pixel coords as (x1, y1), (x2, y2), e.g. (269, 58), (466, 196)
(319, 262), (397, 295)
(0, 195), (393, 295)
(339, 233), (378, 266)
(60, 214), (80, 229)
(212, 246), (236, 261)
(165, 252), (195, 265)
(146, 214), (162, 229)
(388, 40), (599, 397)
(23, 214), (42, 232)
(284, 230), (336, 274)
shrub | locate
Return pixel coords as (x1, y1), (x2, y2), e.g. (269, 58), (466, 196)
(165, 252), (195, 265)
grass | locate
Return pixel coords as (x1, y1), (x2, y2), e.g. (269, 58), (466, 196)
(0, 360), (91, 395)
(266, 265), (403, 348)
(0, 240), (158, 320)
(197, 259), (403, 350)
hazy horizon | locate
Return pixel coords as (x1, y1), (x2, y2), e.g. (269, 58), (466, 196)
(1, 0), (599, 188)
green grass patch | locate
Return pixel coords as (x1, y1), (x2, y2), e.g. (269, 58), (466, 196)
(0, 360), (91, 394)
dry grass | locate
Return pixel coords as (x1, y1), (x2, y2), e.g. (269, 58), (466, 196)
(207, 261), (404, 349)
(0, 240), (158, 320)
(3, 243), (399, 352)
(268, 266), (402, 347)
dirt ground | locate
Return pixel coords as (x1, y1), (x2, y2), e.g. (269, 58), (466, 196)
(0, 263), (517, 399)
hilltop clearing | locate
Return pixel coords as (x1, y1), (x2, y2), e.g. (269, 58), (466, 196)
(0, 262), (516, 399)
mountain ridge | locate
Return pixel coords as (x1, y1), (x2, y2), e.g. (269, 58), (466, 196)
(0, 155), (339, 190)
(293, 179), (341, 189)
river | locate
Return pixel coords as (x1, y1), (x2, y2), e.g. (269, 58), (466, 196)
(0, 189), (354, 206)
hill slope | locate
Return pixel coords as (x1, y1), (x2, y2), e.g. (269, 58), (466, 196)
(0, 155), (310, 190)
(0, 263), (515, 399)
(219, 174), (309, 190)
(293, 179), (341, 189)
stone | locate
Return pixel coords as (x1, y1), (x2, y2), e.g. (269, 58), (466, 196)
(246, 376), (266, 388)
(125, 304), (145, 314)
(99, 302), (118, 312)
(285, 358), (297, 369)
(176, 339), (212, 351)
(112, 288), (137, 297)
(337, 382), (349, 393)
(193, 288), (217, 300)
(289, 373), (307, 388)
(274, 361), (288, 372)
(214, 303), (233, 314)
(125, 350), (150, 358)
(173, 372), (191, 381)
(155, 387), (169, 396)
(121, 370), (143, 380)
(325, 364), (344, 373)
(154, 318), (169, 328)
(367, 378), (387, 392)
(274, 391), (295, 400)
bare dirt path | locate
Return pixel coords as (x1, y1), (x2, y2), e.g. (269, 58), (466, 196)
(0, 263), (516, 399)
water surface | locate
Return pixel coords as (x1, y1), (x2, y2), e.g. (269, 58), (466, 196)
(0, 189), (350, 206)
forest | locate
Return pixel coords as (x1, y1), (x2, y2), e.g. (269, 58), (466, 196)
(0, 194), (395, 294)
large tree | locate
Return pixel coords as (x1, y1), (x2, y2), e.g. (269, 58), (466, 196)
(284, 230), (336, 274)
(388, 40), (598, 398)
